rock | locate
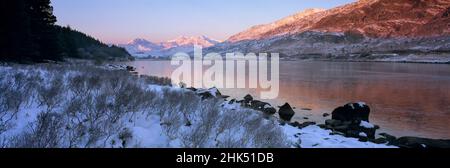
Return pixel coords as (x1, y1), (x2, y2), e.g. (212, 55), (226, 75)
(358, 136), (369, 142)
(325, 119), (342, 127)
(330, 131), (345, 136)
(322, 113), (330, 117)
(278, 103), (295, 121)
(249, 100), (276, 115)
(303, 117), (309, 120)
(250, 100), (266, 109)
(197, 91), (214, 100)
(263, 107), (277, 115)
(126, 65), (136, 71)
(374, 125), (380, 129)
(298, 121), (316, 129)
(325, 119), (377, 139)
(244, 94), (253, 102)
(379, 133), (397, 143)
(394, 137), (450, 148)
(196, 87), (222, 100)
(331, 102), (370, 122)
(289, 121), (301, 128)
(290, 121), (316, 129)
(221, 95), (230, 99)
(301, 108), (312, 111)
(186, 87), (198, 92)
(369, 137), (388, 144)
(317, 124), (327, 129)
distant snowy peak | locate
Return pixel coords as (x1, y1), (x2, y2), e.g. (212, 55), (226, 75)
(168, 35), (219, 46)
(120, 36), (220, 57)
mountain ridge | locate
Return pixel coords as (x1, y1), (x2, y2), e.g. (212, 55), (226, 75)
(228, 0), (450, 43)
(120, 35), (220, 57)
(204, 0), (450, 63)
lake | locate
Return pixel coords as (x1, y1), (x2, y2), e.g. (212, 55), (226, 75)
(126, 60), (450, 139)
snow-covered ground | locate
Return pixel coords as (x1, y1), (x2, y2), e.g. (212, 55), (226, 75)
(0, 64), (395, 148)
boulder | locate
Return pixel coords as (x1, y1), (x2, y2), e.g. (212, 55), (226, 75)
(324, 120), (377, 139)
(289, 121), (316, 129)
(379, 133), (397, 144)
(263, 106), (277, 115)
(278, 103), (295, 121)
(126, 65), (136, 71)
(394, 137), (450, 148)
(325, 119), (342, 127)
(299, 121), (316, 129)
(369, 137), (388, 144)
(331, 102), (370, 122)
(197, 91), (214, 100)
(249, 100), (276, 115)
(228, 99), (236, 104)
(186, 87), (198, 92)
(244, 94), (253, 102)
(196, 87), (222, 100)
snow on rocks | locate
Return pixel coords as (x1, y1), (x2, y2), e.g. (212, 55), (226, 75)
(191, 87), (227, 100)
(360, 121), (375, 129)
(282, 125), (394, 148)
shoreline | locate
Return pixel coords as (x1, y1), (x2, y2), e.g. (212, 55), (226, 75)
(0, 62), (448, 148)
(132, 57), (450, 64)
(120, 63), (450, 148)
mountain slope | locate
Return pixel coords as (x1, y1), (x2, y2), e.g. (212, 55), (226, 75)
(206, 0), (450, 62)
(311, 0), (450, 37)
(228, 0), (450, 43)
(228, 8), (326, 42)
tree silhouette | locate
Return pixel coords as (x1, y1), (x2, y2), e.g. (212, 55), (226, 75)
(0, 0), (131, 63)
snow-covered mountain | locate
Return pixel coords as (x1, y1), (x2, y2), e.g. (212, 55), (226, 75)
(120, 36), (220, 58)
(228, 0), (450, 42)
(204, 0), (450, 62)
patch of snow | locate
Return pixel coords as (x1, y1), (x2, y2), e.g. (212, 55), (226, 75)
(348, 103), (355, 109)
(282, 125), (395, 148)
(357, 102), (366, 107)
(359, 132), (367, 137)
(125, 115), (170, 148)
(360, 121), (375, 129)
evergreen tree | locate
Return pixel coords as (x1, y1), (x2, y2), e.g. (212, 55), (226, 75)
(1, 0), (131, 63)
(0, 0), (61, 62)
(29, 0), (61, 62)
(0, 0), (35, 62)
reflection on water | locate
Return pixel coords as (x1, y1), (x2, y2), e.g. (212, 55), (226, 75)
(127, 60), (450, 139)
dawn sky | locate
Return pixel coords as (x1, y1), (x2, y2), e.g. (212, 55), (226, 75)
(51, 0), (355, 44)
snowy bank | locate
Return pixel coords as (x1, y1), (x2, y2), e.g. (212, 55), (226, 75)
(0, 64), (394, 148)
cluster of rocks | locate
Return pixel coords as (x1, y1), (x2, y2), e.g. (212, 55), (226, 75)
(317, 102), (386, 143)
(316, 102), (450, 148)
(186, 87), (450, 148)
(187, 87), (229, 100)
(389, 136), (450, 148)
(192, 91), (296, 122)
(233, 94), (297, 122)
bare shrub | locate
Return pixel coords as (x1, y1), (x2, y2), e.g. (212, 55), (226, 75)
(37, 75), (65, 112)
(140, 75), (172, 86)
(12, 112), (64, 148)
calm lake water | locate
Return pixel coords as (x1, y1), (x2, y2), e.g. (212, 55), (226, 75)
(127, 60), (450, 139)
